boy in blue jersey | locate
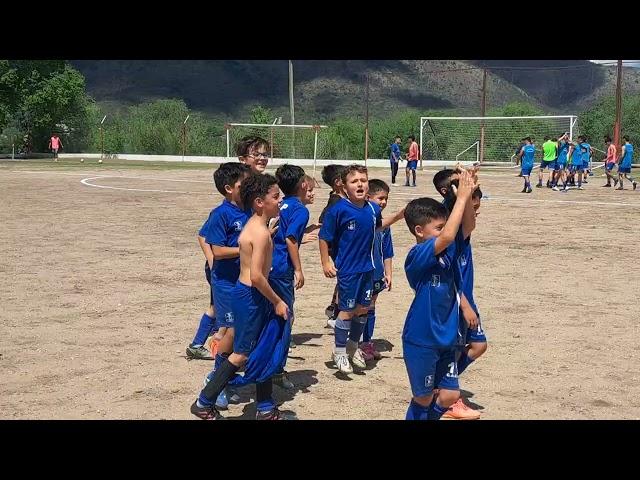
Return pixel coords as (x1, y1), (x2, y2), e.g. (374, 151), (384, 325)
(516, 136), (535, 193)
(320, 164), (347, 326)
(553, 133), (570, 192)
(566, 137), (585, 190)
(615, 135), (637, 190)
(319, 165), (405, 374)
(269, 164), (311, 389)
(359, 179), (395, 362)
(199, 162), (252, 408)
(191, 173), (294, 420)
(580, 136), (592, 184)
(403, 170), (479, 421)
(389, 136), (402, 185)
(433, 169), (484, 420)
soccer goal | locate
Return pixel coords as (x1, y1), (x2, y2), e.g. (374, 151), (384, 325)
(419, 115), (578, 166)
(225, 123), (328, 176)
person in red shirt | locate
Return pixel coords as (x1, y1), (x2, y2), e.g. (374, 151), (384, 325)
(602, 135), (618, 187)
(405, 135), (419, 187)
(49, 134), (63, 162)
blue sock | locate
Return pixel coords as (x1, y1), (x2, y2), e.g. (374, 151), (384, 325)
(214, 353), (226, 372)
(334, 324), (349, 349)
(257, 399), (276, 412)
(427, 400), (450, 420)
(406, 400), (429, 420)
(191, 313), (215, 346)
(348, 315), (367, 343)
(362, 309), (375, 343)
(457, 352), (475, 375)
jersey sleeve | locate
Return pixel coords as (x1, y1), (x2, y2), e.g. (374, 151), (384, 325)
(405, 238), (438, 284)
(319, 204), (338, 243)
(382, 228), (394, 260)
(286, 207), (310, 244)
(205, 209), (227, 246)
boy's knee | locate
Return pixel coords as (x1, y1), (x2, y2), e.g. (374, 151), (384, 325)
(412, 394), (434, 408)
(228, 352), (248, 366)
(474, 341), (488, 357)
(437, 389), (460, 408)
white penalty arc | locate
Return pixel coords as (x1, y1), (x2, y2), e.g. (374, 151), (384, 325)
(80, 176), (211, 195)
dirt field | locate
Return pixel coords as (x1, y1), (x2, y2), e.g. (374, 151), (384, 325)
(2, 159), (640, 419)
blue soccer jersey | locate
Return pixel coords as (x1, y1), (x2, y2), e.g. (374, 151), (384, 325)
(402, 234), (464, 348)
(581, 143), (591, 166)
(390, 143), (401, 162)
(521, 144), (535, 169)
(270, 196), (310, 279)
(571, 143), (583, 166)
(203, 199), (251, 284)
(458, 237), (477, 315)
(557, 141), (569, 164)
(319, 198), (382, 274)
(373, 227), (394, 280)
(621, 143), (634, 168)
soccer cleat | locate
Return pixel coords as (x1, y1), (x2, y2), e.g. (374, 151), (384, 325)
(186, 344), (214, 360)
(552, 186), (559, 191)
(326, 318), (336, 329)
(350, 348), (367, 369)
(536, 182), (542, 188)
(190, 401), (223, 420)
(602, 184), (612, 187)
(273, 371), (295, 390)
(577, 186), (584, 190)
(520, 187), (527, 193)
(616, 186), (624, 190)
(324, 303), (338, 320)
(526, 187), (532, 193)
(412, 183), (417, 187)
(441, 398), (481, 420)
(404, 182), (410, 187)
(333, 352), (353, 374)
(256, 407), (298, 420)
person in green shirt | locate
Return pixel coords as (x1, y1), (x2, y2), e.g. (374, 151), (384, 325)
(537, 136), (558, 188)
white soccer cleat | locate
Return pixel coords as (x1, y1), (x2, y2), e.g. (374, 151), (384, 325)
(326, 318), (336, 329)
(351, 348), (367, 369)
(333, 352), (353, 374)
(552, 186), (559, 191)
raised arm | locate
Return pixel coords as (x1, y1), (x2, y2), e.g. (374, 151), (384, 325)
(434, 171), (476, 255)
(379, 207), (406, 230)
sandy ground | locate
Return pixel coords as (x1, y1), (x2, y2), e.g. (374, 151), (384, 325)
(1, 159), (640, 419)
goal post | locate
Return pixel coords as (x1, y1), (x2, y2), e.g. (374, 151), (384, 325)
(225, 123), (328, 177)
(419, 115), (578, 165)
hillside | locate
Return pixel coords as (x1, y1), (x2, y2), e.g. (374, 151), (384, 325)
(71, 60), (640, 122)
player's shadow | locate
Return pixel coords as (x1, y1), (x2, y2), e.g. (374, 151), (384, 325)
(291, 332), (323, 347)
(225, 369), (319, 420)
(460, 389), (485, 411)
(372, 339), (394, 353)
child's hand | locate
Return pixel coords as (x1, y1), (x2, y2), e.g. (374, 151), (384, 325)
(462, 306), (478, 329)
(268, 217), (280, 236)
(294, 269), (305, 290)
(322, 259), (337, 278)
(384, 273), (392, 291)
(452, 170), (477, 202)
(302, 232), (318, 244)
(275, 300), (289, 320)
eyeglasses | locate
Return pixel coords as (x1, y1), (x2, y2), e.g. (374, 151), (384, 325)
(246, 153), (270, 160)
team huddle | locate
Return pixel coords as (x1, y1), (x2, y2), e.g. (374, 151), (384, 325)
(516, 133), (636, 192)
(185, 135), (487, 420)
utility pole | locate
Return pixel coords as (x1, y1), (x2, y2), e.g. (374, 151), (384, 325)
(364, 73), (370, 165)
(479, 68), (487, 163)
(614, 59), (623, 154)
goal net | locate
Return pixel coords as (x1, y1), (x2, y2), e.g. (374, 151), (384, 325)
(419, 115), (578, 164)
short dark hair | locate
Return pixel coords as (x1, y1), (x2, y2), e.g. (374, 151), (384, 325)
(408, 135), (415, 142)
(623, 135), (630, 142)
(404, 197), (448, 236)
(577, 135), (585, 142)
(472, 187), (483, 199)
(275, 164), (306, 196)
(433, 168), (456, 197)
(368, 179), (389, 195)
(604, 135), (612, 143)
(340, 164), (368, 184)
(544, 136), (549, 141)
(236, 135), (269, 157)
(240, 173), (278, 210)
(213, 162), (251, 196)
(522, 136), (532, 143)
(321, 164), (346, 188)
